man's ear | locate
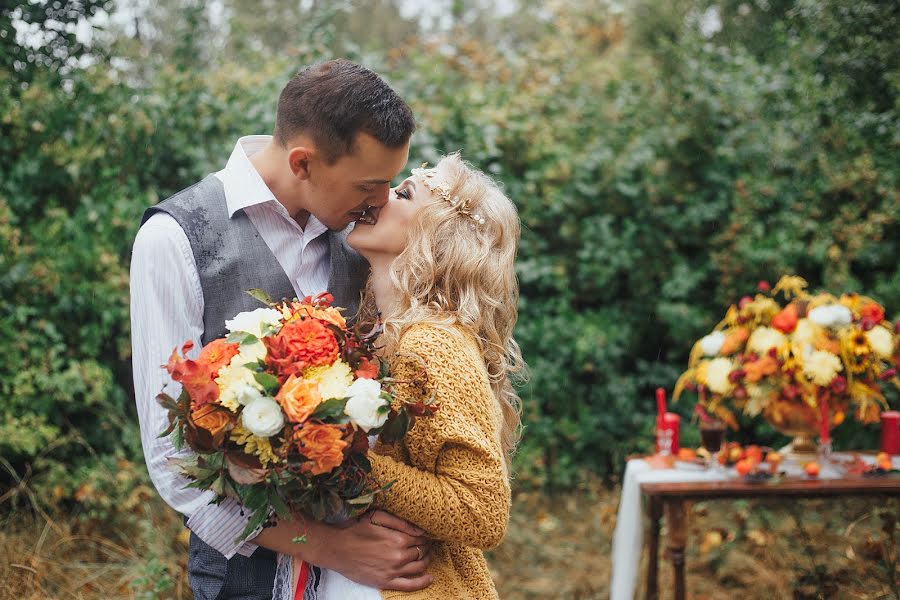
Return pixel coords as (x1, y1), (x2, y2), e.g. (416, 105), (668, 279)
(288, 145), (315, 180)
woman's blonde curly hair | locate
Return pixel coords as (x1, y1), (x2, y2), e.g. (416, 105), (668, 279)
(361, 153), (526, 467)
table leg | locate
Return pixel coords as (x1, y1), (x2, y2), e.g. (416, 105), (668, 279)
(664, 499), (688, 600)
(645, 496), (663, 600)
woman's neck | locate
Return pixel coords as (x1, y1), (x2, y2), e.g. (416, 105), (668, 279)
(367, 256), (399, 318)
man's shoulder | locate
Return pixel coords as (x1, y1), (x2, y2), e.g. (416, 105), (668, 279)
(133, 211), (188, 252)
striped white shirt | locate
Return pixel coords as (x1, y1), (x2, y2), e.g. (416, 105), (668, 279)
(130, 135), (330, 558)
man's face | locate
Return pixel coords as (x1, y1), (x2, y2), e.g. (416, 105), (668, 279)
(306, 132), (410, 231)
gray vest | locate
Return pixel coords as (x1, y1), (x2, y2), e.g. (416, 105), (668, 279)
(141, 175), (366, 598)
(141, 175), (369, 345)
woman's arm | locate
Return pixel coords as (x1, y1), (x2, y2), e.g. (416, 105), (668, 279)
(369, 325), (511, 550)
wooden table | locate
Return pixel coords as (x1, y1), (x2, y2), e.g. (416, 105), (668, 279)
(640, 477), (900, 600)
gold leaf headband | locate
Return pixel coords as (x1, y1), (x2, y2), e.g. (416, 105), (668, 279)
(411, 163), (486, 226)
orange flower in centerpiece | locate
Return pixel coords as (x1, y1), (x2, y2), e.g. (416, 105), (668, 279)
(296, 423), (348, 475)
(276, 375), (323, 423)
(720, 327), (750, 355)
(771, 303), (799, 334)
(264, 319), (340, 382)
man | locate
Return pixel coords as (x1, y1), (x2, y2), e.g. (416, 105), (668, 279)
(130, 59), (431, 599)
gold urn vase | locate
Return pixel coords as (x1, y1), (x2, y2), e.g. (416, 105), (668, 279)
(762, 400), (826, 456)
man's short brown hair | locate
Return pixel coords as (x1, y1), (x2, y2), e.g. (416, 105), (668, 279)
(275, 59), (416, 163)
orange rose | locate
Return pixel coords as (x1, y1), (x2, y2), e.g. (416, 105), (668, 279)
(295, 423), (348, 475)
(264, 319), (340, 382)
(276, 375), (323, 423)
(771, 303), (799, 334)
(720, 328), (749, 355)
(190, 403), (233, 440)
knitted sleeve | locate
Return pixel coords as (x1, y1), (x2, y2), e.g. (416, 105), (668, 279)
(368, 325), (511, 550)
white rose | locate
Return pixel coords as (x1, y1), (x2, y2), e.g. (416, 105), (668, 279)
(867, 326), (894, 359)
(344, 378), (389, 432)
(747, 326), (785, 355)
(705, 358), (734, 395)
(241, 397), (285, 437)
(235, 341), (267, 365)
(699, 331), (726, 356)
(226, 308), (283, 339)
(808, 305), (852, 328)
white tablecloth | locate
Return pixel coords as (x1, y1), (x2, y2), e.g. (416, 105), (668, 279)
(608, 453), (898, 600)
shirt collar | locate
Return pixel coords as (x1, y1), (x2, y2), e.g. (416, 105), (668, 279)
(218, 135), (279, 218)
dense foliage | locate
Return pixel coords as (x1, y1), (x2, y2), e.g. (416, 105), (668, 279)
(1, 0), (897, 519)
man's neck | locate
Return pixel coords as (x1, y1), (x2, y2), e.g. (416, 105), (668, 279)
(249, 141), (311, 229)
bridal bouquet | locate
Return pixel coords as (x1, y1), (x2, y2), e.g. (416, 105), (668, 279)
(157, 291), (437, 541)
(674, 276), (899, 432)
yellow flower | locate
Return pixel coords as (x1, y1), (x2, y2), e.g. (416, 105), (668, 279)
(304, 360), (354, 400)
(747, 327), (786, 355)
(705, 357), (735, 395)
(216, 360), (265, 412)
(866, 326), (894, 359)
(792, 319), (819, 346)
(230, 422), (279, 466)
(802, 351), (843, 386)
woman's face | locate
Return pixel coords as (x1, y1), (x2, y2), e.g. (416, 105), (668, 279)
(347, 172), (435, 260)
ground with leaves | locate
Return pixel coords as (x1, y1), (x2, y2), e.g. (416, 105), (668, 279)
(2, 481), (897, 599)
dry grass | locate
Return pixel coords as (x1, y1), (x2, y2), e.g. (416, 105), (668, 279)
(2, 481), (898, 599)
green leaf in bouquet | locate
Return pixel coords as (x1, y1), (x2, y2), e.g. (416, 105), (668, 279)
(350, 452), (371, 472)
(310, 397), (349, 421)
(236, 506), (272, 544)
(156, 391), (181, 411)
(210, 472), (227, 497)
(267, 489), (292, 521)
(379, 410), (410, 444)
(170, 425), (185, 450)
(254, 372), (280, 394)
(226, 331), (259, 346)
(245, 288), (276, 307)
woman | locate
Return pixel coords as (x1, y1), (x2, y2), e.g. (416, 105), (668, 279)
(297, 153), (524, 599)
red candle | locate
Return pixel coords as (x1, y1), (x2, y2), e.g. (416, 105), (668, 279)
(656, 388), (667, 423)
(656, 412), (680, 455)
(819, 401), (830, 445)
(881, 411), (900, 455)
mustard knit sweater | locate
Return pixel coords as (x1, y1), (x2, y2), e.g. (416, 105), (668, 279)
(369, 323), (511, 600)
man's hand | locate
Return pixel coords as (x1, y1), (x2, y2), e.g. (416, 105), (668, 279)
(313, 510), (434, 591)
(253, 510), (433, 592)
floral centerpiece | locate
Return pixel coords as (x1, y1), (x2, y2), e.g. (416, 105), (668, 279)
(157, 291), (437, 541)
(674, 276), (899, 453)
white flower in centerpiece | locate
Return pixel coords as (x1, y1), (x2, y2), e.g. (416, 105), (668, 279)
(792, 319), (817, 345)
(807, 304), (852, 329)
(866, 326), (894, 359)
(747, 326), (785, 355)
(226, 307), (283, 339)
(705, 358), (734, 395)
(803, 350), (843, 386)
(241, 397), (285, 437)
(344, 378), (389, 432)
(699, 331), (726, 356)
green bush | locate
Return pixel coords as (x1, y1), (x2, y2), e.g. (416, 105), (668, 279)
(1, 0), (896, 505)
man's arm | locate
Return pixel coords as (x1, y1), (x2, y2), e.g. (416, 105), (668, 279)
(131, 212), (262, 558)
